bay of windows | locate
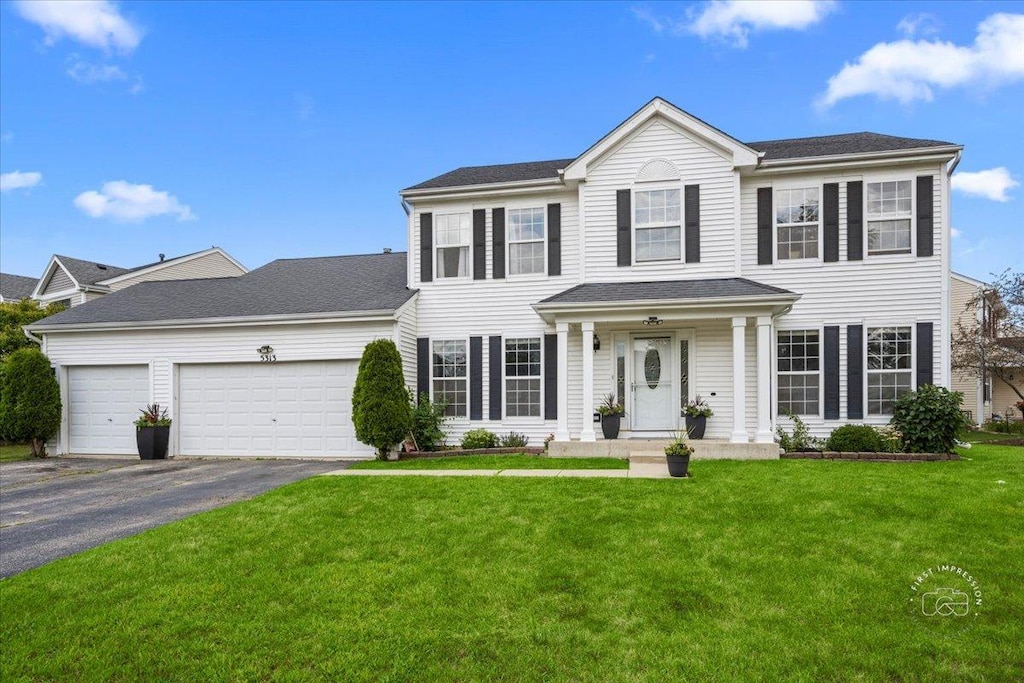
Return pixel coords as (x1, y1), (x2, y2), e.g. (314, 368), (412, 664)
(635, 188), (681, 262)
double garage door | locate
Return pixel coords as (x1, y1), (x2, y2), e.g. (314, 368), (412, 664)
(67, 361), (370, 457)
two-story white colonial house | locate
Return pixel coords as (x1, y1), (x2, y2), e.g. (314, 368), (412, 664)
(29, 98), (960, 458)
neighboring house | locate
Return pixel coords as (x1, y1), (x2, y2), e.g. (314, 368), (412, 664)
(29, 97), (961, 458)
(31, 247), (247, 308)
(0, 272), (38, 303)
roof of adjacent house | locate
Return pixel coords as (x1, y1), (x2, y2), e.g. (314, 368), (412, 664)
(538, 278), (796, 305)
(53, 255), (132, 285)
(33, 252), (415, 327)
(0, 272), (38, 300)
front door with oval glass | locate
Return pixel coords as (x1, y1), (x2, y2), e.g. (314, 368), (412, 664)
(631, 336), (676, 431)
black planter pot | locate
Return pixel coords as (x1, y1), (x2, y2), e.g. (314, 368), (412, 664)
(601, 413), (622, 439)
(666, 454), (691, 477)
(136, 426), (170, 460)
(685, 415), (707, 440)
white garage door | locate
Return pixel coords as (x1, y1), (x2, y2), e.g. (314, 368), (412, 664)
(178, 361), (369, 457)
(68, 365), (150, 455)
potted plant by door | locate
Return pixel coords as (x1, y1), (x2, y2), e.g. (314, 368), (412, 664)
(683, 395), (713, 439)
(597, 394), (625, 439)
(135, 404), (171, 460)
(664, 433), (693, 478)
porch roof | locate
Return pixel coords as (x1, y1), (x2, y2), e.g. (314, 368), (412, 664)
(533, 278), (799, 323)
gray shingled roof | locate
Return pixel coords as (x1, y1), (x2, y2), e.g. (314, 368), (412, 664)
(34, 252), (415, 327)
(54, 255), (131, 286)
(404, 159), (575, 191)
(538, 278), (796, 305)
(0, 272), (37, 300)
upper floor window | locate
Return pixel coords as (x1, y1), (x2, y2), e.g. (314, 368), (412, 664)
(866, 181), (912, 255)
(777, 330), (820, 415)
(508, 208), (545, 275)
(867, 326), (912, 415)
(435, 213), (471, 278)
(635, 188), (680, 262)
(776, 188), (819, 260)
(432, 339), (467, 417)
(505, 337), (542, 417)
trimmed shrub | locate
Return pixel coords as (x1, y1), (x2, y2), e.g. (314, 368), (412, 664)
(0, 347), (61, 457)
(826, 424), (884, 452)
(409, 391), (448, 451)
(892, 384), (969, 453)
(461, 429), (498, 450)
(498, 432), (530, 448)
(352, 339), (411, 459)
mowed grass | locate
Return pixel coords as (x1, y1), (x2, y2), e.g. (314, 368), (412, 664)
(351, 454), (628, 470)
(0, 443), (33, 462)
(1, 446), (1022, 681)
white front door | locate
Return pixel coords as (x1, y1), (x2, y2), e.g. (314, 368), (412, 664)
(631, 336), (676, 431)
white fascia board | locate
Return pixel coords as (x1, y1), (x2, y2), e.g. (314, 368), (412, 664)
(751, 147), (963, 174)
(400, 178), (564, 201)
(27, 309), (400, 334)
(391, 291), (419, 320)
(31, 256), (80, 299)
(951, 271), (987, 288)
(532, 293), (801, 324)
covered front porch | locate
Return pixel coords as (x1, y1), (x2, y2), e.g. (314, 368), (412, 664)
(534, 278), (800, 452)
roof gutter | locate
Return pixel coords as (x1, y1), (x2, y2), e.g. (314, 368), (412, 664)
(23, 327), (43, 345)
(755, 145), (964, 170)
(400, 177), (565, 201)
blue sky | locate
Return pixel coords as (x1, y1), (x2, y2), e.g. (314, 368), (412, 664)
(1, 1), (1021, 282)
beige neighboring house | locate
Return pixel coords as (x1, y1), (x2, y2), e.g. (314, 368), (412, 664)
(951, 271), (1024, 425)
(31, 247), (247, 308)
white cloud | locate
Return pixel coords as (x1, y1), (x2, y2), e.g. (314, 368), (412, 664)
(73, 181), (195, 222)
(632, 6), (666, 33)
(688, 0), (837, 48)
(897, 13), (941, 38)
(819, 13), (1024, 107)
(0, 171), (43, 192)
(14, 0), (142, 53)
(67, 58), (127, 84)
(952, 167), (1019, 202)
(951, 227), (962, 239)
(1, 131), (13, 145)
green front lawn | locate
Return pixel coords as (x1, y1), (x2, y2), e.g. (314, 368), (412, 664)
(1, 446), (1021, 681)
(0, 442), (33, 462)
(351, 454), (628, 470)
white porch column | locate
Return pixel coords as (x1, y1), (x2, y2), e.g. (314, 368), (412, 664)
(580, 322), (596, 442)
(755, 315), (774, 443)
(556, 322), (570, 440)
(731, 316), (749, 443)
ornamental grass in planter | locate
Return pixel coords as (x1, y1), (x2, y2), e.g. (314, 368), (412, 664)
(135, 404), (171, 460)
(597, 394), (625, 440)
(682, 395), (713, 440)
(664, 433), (694, 478)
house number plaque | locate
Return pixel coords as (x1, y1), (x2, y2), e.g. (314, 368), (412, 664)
(258, 345), (277, 362)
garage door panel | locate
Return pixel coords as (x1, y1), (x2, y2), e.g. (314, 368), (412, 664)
(68, 365), (149, 455)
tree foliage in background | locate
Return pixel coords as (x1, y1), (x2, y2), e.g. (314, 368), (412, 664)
(352, 339), (411, 459)
(952, 268), (1024, 404)
(0, 300), (66, 358)
(0, 347), (62, 457)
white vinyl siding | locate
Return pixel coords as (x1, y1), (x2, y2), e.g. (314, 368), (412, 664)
(867, 326), (913, 415)
(434, 213), (471, 279)
(505, 337), (541, 417)
(432, 339), (467, 417)
(775, 187), (819, 260)
(507, 208), (545, 276)
(634, 188), (681, 262)
(866, 180), (912, 255)
(42, 267), (75, 295)
(777, 330), (820, 416)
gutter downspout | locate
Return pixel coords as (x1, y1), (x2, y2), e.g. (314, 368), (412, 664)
(23, 327), (43, 346)
(400, 196), (412, 216)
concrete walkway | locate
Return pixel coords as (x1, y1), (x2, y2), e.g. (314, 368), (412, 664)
(325, 463), (680, 479)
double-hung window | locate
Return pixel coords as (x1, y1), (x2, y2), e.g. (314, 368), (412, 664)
(432, 339), (467, 417)
(505, 337), (541, 417)
(435, 213), (471, 278)
(867, 326), (912, 415)
(635, 188), (681, 262)
(508, 208), (545, 275)
(777, 330), (820, 415)
(866, 180), (912, 255)
(776, 187), (819, 260)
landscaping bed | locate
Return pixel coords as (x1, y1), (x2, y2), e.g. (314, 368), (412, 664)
(401, 446), (547, 458)
(352, 454), (627, 470)
(781, 451), (960, 461)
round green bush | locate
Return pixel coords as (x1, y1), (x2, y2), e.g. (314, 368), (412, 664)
(460, 429), (498, 450)
(826, 424), (884, 453)
(0, 347), (62, 457)
(892, 384), (969, 454)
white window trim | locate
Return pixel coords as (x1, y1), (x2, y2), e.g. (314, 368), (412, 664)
(863, 174), (916, 259)
(502, 334), (544, 422)
(433, 212), (473, 281)
(430, 336), (470, 420)
(632, 181), (684, 265)
(773, 182), (824, 265)
(505, 203), (547, 279)
(864, 323), (916, 417)
(775, 325), (824, 417)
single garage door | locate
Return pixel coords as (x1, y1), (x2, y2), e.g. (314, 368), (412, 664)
(68, 365), (150, 454)
(178, 361), (369, 457)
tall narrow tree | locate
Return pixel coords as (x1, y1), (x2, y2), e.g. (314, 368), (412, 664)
(352, 339), (411, 459)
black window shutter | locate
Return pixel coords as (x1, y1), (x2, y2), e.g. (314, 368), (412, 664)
(847, 181), (863, 261)
(492, 208), (505, 279)
(684, 184), (700, 263)
(547, 203), (561, 276)
(847, 325), (863, 419)
(419, 213), (433, 282)
(469, 336), (483, 420)
(916, 176), (934, 257)
(824, 326), (840, 420)
(917, 322), (934, 388)
(823, 183), (839, 263)
(544, 334), (557, 420)
(416, 337), (430, 401)
(616, 189), (631, 266)
(757, 187), (772, 265)
(489, 335), (502, 420)
(473, 209), (486, 280)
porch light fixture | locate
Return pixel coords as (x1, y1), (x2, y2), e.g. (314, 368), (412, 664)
(642, 316), (663, 326)
(593, 335), (601, 351)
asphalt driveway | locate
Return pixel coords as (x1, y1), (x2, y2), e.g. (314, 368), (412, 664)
(0, 457), (349, 578)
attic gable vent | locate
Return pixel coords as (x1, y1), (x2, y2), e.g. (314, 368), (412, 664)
(636, 158), (680, 183)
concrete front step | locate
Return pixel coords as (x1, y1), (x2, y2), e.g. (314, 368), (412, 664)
(549, 438), (780, 460)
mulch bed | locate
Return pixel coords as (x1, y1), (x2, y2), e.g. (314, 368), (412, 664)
(400, 447), (547, 459)
(781, 451), (959, 462)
